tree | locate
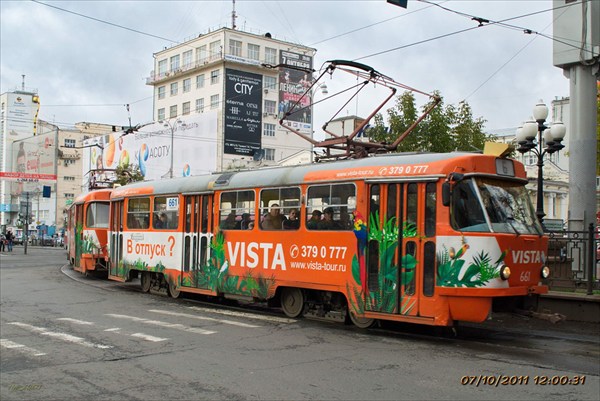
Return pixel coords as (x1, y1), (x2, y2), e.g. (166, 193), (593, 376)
(114, 163), (144, 186)
(370, 90), (494, 153)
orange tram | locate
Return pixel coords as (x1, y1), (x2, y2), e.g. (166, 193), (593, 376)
(104, 151), (549, 328)
(66, 189), (112, 275)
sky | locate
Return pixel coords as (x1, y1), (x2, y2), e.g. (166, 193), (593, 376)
(0, 0), (571, 137)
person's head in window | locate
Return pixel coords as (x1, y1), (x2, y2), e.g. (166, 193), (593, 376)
(323, 207), (334, 221)
(159, 212), (168, 226)
(288, 209), (298, 220)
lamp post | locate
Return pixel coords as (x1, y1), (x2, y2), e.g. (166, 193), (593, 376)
(160, 119), (186, 178)
(515, 99), (567, 225)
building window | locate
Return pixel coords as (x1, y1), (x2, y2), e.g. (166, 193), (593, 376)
(170, 55), (180, 71)
(211, 70), (220, 85)
(64, 176), (75, 181)
(210, 94), (219, 109)
(264, 148), (275, 161)
(158, 86), (166, 99)
(182, 101), (191, 115)
(64, 139), (76, 148)
(64, 159), (75, 166)
(65, 193), (75, 198)
(196, 74), (205, 89)
(182, 50), (193, 68)
(158, 108), (165, 121)
(264, 100), (276, 115)
(170, 82), (178, 96)
(195, 98), (204, 113)
(196, 45), (207, 64)
(265, 47), (277, 64)
(263, 123), (276, 137)
(209, 40), (221, 61)
(170, 105), (177, 118)
(264, 76), (276, 90)
(248, 43), (260, 60)
(183, 78), (191, 93)
(229, 39), (242, 57)
(158, 59), (167, 74)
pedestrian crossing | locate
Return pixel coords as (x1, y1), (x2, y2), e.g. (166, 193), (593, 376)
(1, 305), (296, 358)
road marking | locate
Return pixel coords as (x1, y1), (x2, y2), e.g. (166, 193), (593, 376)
(8, 322), (112, 349)
(104, 328), (121, 332)
(0, 339), (46, 356)
(105, 314), (216, 335)
(187, 306), (297, 324)
(56, 318), (95, 325)
(130, 333), (168, 342)
(148, 309), (261, 328)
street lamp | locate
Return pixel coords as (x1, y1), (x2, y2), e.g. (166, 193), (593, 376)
(515, 99), (567, 224)
(160, 118), (186, 178)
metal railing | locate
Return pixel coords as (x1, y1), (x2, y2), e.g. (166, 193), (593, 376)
(545, 223), (599, 295)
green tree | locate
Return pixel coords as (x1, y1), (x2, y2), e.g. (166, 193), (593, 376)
(114, 163), (144, 186)
(371, 91), (493, 153)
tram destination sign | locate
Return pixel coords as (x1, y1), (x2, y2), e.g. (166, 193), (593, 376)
(224, 69), (263, 156)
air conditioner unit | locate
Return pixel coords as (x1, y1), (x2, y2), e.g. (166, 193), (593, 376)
(264, 89), (269, 94)
(263, 113), (268, 117)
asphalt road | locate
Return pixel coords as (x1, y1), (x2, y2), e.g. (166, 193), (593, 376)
(1, 247), (599, 401)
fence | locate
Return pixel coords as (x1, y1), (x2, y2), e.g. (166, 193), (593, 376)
(545, 223), (599, 295)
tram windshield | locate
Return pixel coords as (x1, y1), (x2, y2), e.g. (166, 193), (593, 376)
(450, 177), (542, 234)
(86, 202), (110, 228)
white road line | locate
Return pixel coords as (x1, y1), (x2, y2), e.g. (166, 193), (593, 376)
(0, 339), (46, 356)
(8, 322), (112, 349)
(104, 328), (121, 332)
(56, 318), (95, 325)
(148, 309), (261, 328)
(105, 314), (216, 335)
(130, 333), (168, 342)
(187, 306), (297, 324)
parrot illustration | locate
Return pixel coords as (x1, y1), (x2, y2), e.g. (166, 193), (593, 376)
(352, 210), (368, 294)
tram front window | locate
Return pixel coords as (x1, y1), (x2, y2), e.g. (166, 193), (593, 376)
(451, 178), (542, 234)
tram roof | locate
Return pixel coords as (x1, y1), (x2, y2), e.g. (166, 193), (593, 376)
(111, 152), (493, 198)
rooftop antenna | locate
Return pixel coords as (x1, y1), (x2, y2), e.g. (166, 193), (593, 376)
(231, 0), (237, 30)
(21, 74), (25, 91)
(126, 104), (132, 128)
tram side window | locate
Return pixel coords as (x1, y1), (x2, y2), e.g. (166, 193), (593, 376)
(260, 187), (301, 230)
(127, 198), (150, 229)
(153, 196), (179, 230)
(306, 183), (356, 231)
(220, 190), (255, 230)
(86, 202), (109, 228)
(450, 180), (488, 232)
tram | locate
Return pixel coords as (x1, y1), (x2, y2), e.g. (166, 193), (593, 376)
(66, 188), (112, 275)
(106, 151), (549, 328)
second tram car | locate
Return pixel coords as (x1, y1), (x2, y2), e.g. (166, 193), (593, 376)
(67, 189), (112, 275)
(107, 152), (549, 327)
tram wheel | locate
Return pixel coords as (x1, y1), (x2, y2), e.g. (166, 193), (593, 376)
(281, 287), (305, 318)
(167, 280), (181, 299)
(140, 272), (151, 293)
(348, 311), (375, 329)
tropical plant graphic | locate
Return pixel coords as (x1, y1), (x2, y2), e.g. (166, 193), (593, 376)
(348, 212), (417, 316)
(436, 244), (503, 287)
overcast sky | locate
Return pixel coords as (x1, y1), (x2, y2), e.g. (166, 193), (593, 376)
(1, 0), (570, 137)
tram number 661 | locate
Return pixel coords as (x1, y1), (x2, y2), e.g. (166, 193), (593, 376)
(520, 271), (531, 282)
(300, 246), (347, 259)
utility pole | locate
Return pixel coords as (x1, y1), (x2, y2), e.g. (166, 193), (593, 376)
(24, 192), (29, 255)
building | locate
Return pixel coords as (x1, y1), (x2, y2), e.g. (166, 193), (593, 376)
(146, 27), (317, 171)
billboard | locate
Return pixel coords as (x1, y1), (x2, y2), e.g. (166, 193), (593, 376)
(4, 93), (38, 141)
(82, 112), (218, 185)
(278, 51), (313, 134)
(224, 69), (263, 155)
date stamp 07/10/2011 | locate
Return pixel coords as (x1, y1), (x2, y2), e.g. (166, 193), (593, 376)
(461, 375), (587, 387)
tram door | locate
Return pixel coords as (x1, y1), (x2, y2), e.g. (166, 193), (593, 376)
(109, 200), (124, 277)
(366, 182), (437, 317)
(73, 204), (84, 268)
(182, 194), (214, 289)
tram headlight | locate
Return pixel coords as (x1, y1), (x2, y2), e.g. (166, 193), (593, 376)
(499, 264), (511, 280)
(541, 266), (550, 279)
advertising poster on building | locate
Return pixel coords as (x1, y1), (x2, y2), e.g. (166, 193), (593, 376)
(4, 93), (38, 141)
(279, 51), (313, 134)
(224, 69), (262, 156)
(82, 112), (218, 188)
(1, 132), (57, 196)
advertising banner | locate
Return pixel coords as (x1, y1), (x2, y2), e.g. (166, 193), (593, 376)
(278, 51), (313, 134)
(82, 112), (218, 186)
(224, 68), (263, 156)
(4, 93), (37, 141)
(9, 132), (56, 195)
